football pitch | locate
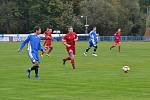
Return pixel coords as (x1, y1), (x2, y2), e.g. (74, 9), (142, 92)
(0, 41), (150, 100)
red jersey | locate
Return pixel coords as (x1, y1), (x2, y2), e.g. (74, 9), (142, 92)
(114, 32), (121, 41)
(63, 32), (77, 47)
(44, 30), (52, 40)
(72, 32), (77, 45)
(63, 32), (77, 55)
(44, 31), (52, 47)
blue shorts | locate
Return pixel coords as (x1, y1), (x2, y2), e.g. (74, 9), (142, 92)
(89, 40), (97, 47)
(28, 51), (40, 64)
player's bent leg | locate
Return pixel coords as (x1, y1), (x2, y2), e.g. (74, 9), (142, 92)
(29, 53), (40, 79)
(26, 68), (31, 78)
(63, 48), (71, 65)
(47, 46), (53, 56)
(85, 47), (91, 52)
(35, 55), (41, 79)
(26, 61), (38, 79)
(50, 46), (53, 51)
(34, 65), (39, 79)
(118, 43), (120, 52)
(32, 61), (40, 79)
(84, 46), (91, 56)
(110, 43), (116, 50)
(69, 51), (75, 69)
(27, 52), (38, 78)
(63, 56), (71, 65)
(92, 45), (98, 56)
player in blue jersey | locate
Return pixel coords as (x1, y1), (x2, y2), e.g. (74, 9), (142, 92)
(18, 26), (45, 79)
(83, 27), (98, 56)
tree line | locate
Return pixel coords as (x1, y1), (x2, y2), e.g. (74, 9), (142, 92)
(0, 0), (149, 35)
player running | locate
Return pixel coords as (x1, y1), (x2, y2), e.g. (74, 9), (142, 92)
(18, 26), (45, 79)
(41, 27), (53, 57)
(110, 28), (121, 52)
(83, 27), (98, 56)
(62, 26), (78, 70)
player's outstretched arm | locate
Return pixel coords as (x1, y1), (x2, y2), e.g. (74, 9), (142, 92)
(18, 35), (30, 53)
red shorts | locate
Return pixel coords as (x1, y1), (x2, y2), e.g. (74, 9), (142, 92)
(115, 40), (120, 44)
(66, 47), (76, 55)
(44, 40), (52, 49)
(44, 40), (51, 46)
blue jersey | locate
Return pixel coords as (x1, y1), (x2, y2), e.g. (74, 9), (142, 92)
(89, 31), (97, 46)
(19, 33), (43, 64)
(19, 33), (44, 53)
(89, 31), (97, 42)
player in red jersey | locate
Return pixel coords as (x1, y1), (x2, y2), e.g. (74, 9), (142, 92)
(110, 28), (121, 52)
(62, 26), (78, 70)
(72, 32), (78, 46)
(41, 27), (53, 57)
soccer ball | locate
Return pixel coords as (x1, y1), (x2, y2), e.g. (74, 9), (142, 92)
(122, 66), (130, 73)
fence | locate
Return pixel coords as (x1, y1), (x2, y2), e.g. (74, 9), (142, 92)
(52, 36), (150, 41)
(0, 34), (150, 42)
(100, 36), (149, 41)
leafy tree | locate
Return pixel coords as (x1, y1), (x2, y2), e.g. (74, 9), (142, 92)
(80, 0), (118, 35)
(0, 1), (22, 33)
(0, 0), (147, 35)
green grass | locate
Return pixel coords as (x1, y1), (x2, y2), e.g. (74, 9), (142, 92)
(0, 41), (150, 100)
